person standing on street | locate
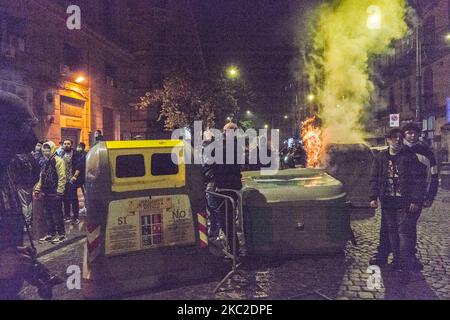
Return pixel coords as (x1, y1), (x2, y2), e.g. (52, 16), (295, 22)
(202, 123), (243, 250)
(32, 141), (46, 169)
(14, 153), (40, 228)
(34, 141), (66, 244)
(59, 139), (82, 225)
(75, 142), (87, 216)
(402, 123), (439, 269)
(369, 129), (427, 277)
(92, 130), (104, 147)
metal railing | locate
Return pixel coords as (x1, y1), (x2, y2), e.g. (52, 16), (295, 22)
(205, 189), (247, 293)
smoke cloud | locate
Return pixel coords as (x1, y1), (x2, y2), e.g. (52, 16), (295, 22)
(305, 0), (408, 144)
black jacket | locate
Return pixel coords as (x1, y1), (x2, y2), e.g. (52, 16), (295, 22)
(369, 149), (427, 205)
(403, 143), (439, 202)
(202, 137), (243, 190)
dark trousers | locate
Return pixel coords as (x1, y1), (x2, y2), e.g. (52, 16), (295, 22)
(379, 205), (421, 268)
(377, 206), (421, 259)
(43, 195), (65, 236)
(63, 183), (79, 220)
(205, 189), (239, 248)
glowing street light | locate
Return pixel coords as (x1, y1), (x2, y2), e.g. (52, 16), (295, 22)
(367, 5), (381, 30)
(246, 110), (252, 116)
(75, 75), (85, 83)
(226, 66), (239, 79)
(445, 33), (450, 43)
(307, 94), (315, 103)
(284, 115), (289, 119)
(263, 124), (269, 129)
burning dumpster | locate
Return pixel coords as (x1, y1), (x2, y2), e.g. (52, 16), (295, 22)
(241, 168), (351, 255)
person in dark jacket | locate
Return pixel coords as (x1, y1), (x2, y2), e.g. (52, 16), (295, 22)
(402, 123), (438, 207)
(202, 123), (243, 247)
(34, 141), (67, 244)
(60, 139), (82, 225)
(369, 128), (427, 273)
(403, 123), (439, 268)
(75, 142), (87, 216)
(0, 91), (38, 299)
(92, 130), (104, 147)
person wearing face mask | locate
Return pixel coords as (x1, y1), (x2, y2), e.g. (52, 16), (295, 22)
(59, 139), (82, 225)
(33, 141), (66, 244)
(0, 91), (39, 298)
(369, 129), (427, 278)
(32, 141), (46, 169)
(92, 130), (104, 147)
(75, 143), (87, 216)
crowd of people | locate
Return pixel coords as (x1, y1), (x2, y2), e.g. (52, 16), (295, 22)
(20, 139), (88, 244)
(18, 130), (103, 245)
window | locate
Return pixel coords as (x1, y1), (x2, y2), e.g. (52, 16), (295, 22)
(105, 63), (117, 87)
(116, 155), (145, 178)
(151, 154), (179, 176)
(63, 43), (83, 70)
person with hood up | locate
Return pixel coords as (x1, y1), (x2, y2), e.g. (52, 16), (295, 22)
(33, 141), (67, 244)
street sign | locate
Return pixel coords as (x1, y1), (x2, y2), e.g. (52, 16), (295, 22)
(389, 114), (400, 127)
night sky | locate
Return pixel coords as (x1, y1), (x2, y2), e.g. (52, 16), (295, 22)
(191, 0), (320, 125)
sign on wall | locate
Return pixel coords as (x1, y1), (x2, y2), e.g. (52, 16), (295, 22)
(389, 114), (400, 127)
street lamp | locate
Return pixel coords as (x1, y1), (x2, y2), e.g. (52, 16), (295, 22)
(75, 75), (85, 83)
(367, 5), (382, 30)
(226, 66), (239, 79)
(264, 124), (269, 129)
(307, 94), (315, 103)
(445, 33), (450, 42)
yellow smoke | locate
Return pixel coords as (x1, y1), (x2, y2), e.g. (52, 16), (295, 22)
(306, 0), (408, 145)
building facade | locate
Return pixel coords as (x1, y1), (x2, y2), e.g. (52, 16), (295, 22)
(378, 0), (450, 161)
(0, 0), (203, 146)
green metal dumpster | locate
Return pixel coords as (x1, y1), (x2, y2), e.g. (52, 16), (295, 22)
(242, 168), (351, 255)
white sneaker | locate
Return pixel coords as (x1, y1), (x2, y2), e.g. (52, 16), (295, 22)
(51, 234), (67, 244)
(39, 234), (54, 243)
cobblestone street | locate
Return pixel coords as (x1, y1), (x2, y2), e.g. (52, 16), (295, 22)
(20, 189), (450, 300)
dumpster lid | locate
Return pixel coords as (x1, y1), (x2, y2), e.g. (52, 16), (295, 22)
(106, 140), (184, 149)
(242, 168), (346, 203)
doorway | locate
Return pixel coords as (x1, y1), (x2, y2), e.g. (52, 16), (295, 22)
(61, 128), (81, 147)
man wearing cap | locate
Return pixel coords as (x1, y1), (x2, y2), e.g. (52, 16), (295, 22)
(369, 129), (427, 275)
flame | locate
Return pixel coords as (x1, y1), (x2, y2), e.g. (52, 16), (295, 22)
(301, 116), (322, 168)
